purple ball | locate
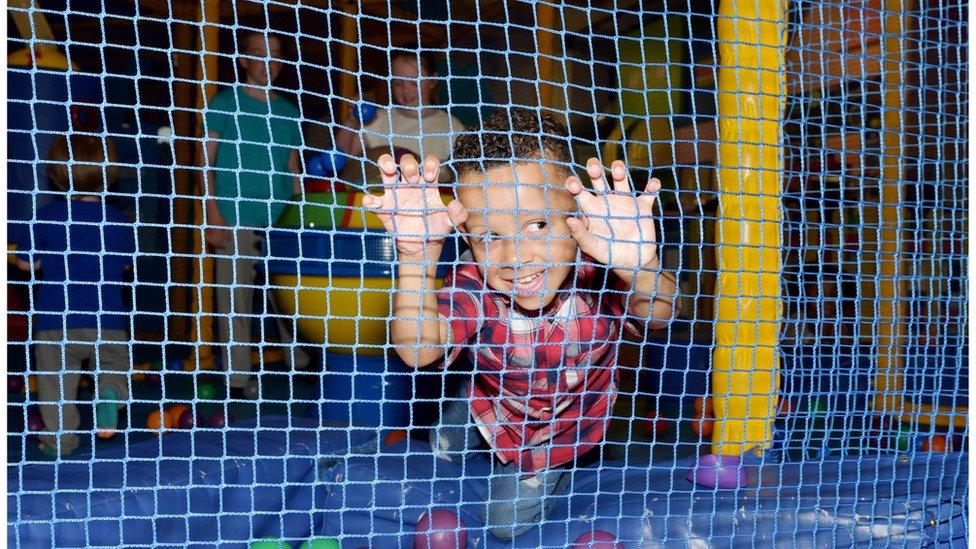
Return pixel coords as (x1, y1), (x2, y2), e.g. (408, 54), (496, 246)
(27, 413), (45, 433)
(177, 409), (199, 429)
(208, 410), (234, 428)
(571, 530), (622, 549)
(414, 509), (466, 549)
(8, 376), (25, 393)
(144, 373), (162, 386)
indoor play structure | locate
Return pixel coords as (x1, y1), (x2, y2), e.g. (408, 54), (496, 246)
(7, 0), (967, 547)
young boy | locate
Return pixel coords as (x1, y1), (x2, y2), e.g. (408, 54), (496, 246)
(363, 108), (677, 540)
(12, 134), (135, 457)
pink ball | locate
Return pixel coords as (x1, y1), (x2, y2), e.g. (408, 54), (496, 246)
(27, 413), (45, 433)
(571, 530), (623, 548)
(208, 410), (234, 428)
(414, 508), (466, 549)
(8, 376), (25, 393)
(177, 409), (199, 429)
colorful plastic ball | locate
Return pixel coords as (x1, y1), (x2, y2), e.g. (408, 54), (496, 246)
(308, 150), (347, 177)
(150, 361), (164, 371)
(384, 429), (408, 447)
(691, 417), (714, 438)
(414, 508), (466, 549)
(27, 413), (45, 433)
(167, 404), (191, 427)
(177, 409), (199, 430)
(209, 410), (234, 429)
(810, 398), (828, 414)
(8, 376), (25, 393)
(642, 411), (668, 437)
(144, 373), (162, 386)
(571, 530), (623, 548)
(298, 538), (341, 549)
(921, 434), (949, 453)
(147, 409), (175, 434)
(354, 101), (378, 124)
(166, 357), (185, 371)
(777, 397), (793, 416)
(249, 539), (292, 549)
(197, 382), (217, 400)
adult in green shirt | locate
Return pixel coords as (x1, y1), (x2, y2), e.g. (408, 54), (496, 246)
(201, 31), (309, 398)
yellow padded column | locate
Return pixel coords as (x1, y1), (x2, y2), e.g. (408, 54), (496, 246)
(711, 0), (787, 456)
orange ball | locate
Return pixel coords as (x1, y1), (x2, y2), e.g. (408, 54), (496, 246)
(167, 404), (191, 427)
(384, 429), (408, 447)
(692, 417), (714, 438)
(922, 435), (949, 453)
(146, 409), (174, 434)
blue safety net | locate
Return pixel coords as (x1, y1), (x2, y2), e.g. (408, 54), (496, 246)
(6, 1), (968, 548)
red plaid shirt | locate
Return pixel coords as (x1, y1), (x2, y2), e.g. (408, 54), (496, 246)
(435, 253), (642, 473)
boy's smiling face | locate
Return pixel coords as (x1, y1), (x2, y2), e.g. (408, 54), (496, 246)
(458, 162), (579, 311)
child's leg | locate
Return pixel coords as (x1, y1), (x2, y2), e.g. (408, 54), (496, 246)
(482, 460), (570, 541)
(428, 381), (482, 463)
(33, 330), (87, 456)
(94, 329), (131, 437)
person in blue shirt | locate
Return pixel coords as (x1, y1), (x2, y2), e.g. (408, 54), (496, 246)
(201, 30), (310, 398)
(13, 134), (135, 457)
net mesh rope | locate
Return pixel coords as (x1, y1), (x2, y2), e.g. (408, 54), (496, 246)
(6, 1), (967, 547)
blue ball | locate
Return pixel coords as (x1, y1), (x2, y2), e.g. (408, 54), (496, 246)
(166, 357), (184, 371)
(354, 101), (377, 124)
(308, 150), (347, 177)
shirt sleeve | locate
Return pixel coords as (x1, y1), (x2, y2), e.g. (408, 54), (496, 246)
(435, 264), (484, 367)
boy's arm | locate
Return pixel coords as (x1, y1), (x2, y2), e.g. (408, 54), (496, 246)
(334, 107), (364, 157)
(613, 262), (678, 330)
(391, 246), (449, 367)
(363, 153), (468, 368)
(566, 158), (678, 329)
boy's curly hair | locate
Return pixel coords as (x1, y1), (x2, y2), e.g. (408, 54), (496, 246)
(451, 108), (573, 181)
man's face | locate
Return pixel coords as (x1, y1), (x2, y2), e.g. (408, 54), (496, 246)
(458, 162), (579, 311)
(239, 35), (282, 86)
(391, 56), (436, 108)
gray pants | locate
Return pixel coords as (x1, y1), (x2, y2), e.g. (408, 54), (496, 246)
(213, 229), (309, 388)
(34, 329), (130, 455)
(429, 385), (571, 541)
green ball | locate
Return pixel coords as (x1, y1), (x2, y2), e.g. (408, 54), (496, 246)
(250, 539), (292, 549)
(299, 539), (341, 549)
(810, 399), (828, 414)
(150, 361), (164, 371)
(197, 382), (217, 400)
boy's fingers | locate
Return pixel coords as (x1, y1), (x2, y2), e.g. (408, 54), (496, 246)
(610, 161), (630, 192)
(377, 153), (398, 186)
(422, 155), (441, 183)
(645, 177), (663, 193)
(586, 158), (607, 192)
(363, 193), (383, 209)
(446, 199), (468, 227)
(564, 176), (585, 196)
(399, 153), (421, 184)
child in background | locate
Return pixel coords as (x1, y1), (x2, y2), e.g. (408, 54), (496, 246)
(335, 47), (464, 182)
(13, 135), (135, 457)
(364, 108), (677, 540)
